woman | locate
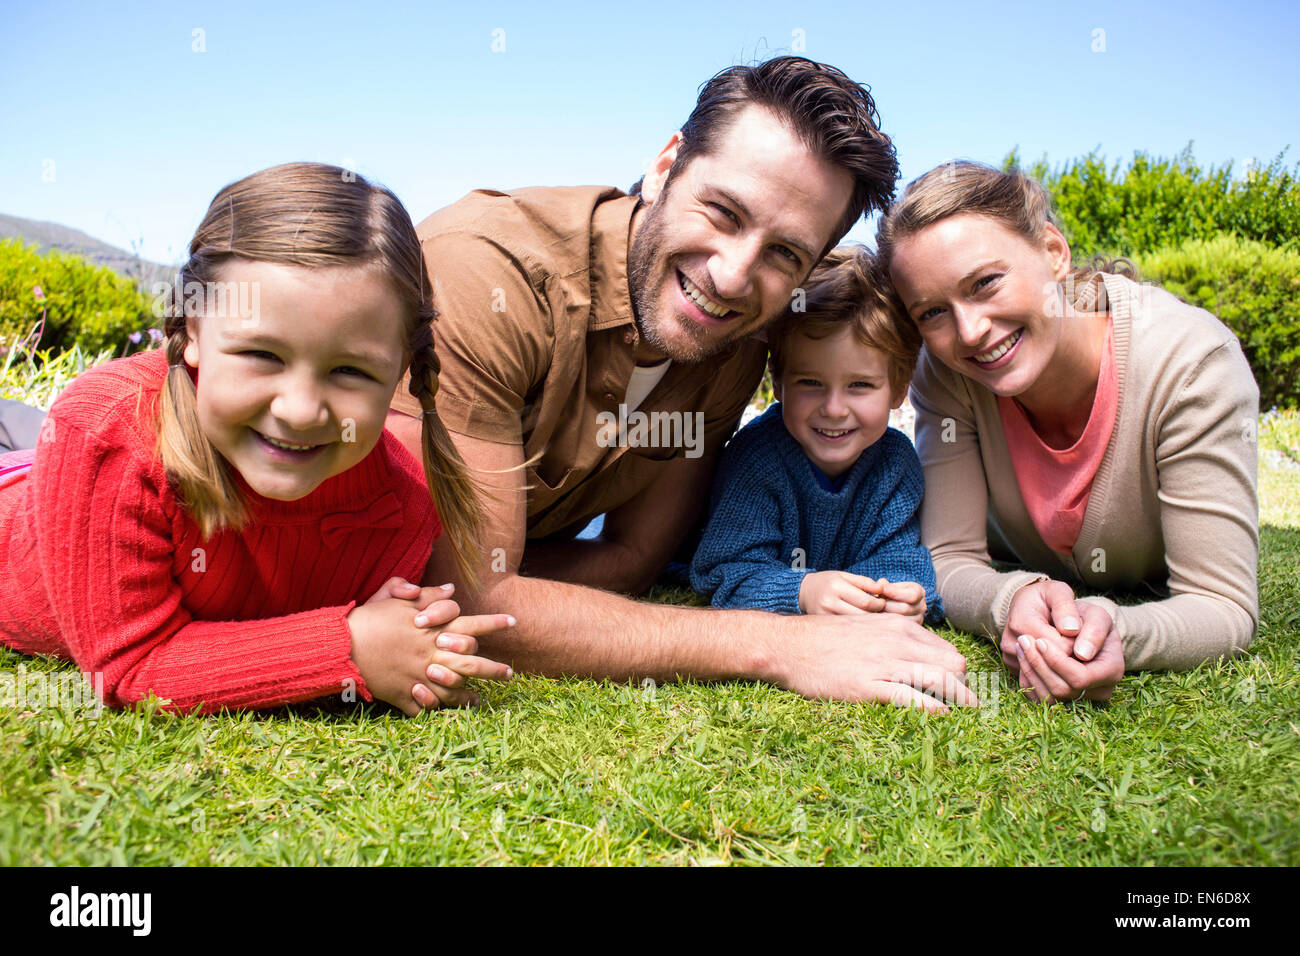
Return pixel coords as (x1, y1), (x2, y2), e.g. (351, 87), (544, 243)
(876, 161), (1259, 703)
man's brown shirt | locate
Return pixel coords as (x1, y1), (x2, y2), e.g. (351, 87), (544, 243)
(392, 185), (767, 540)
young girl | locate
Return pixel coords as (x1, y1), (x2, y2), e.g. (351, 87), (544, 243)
(0, 162), (515, 716)
(876, 160), (1259, 703)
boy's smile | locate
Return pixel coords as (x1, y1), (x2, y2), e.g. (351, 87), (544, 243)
(777, 326), (903, 480)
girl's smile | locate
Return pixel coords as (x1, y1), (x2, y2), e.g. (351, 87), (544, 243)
(183, 260), (408, 501)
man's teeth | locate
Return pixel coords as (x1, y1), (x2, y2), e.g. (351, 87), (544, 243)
(973, 329), (1022, 364)
(262, 433), (318, 451)
(679, 273), (733, 318)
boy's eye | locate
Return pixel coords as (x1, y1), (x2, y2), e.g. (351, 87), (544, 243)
(796, 378), (822, 387)
(851, 381), (877, 389)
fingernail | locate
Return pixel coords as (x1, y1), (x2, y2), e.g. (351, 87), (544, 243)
(427, 665), (448, 682)
(1061, 616), (1080, 630)
(436, 634), (456, 649)
(506, 615), (517, 627)
(1017, 645), (1025, 658)
(1036, 638), (1048, 653)
(440, 583), (454, 591)
(1018, 635), (1032, 652)
(414, 615), (428, 627)
(1076, 640), (1094, 658)
(506, 667), (514, 678)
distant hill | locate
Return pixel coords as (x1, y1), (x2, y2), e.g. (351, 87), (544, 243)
(0, 213), (173, 287)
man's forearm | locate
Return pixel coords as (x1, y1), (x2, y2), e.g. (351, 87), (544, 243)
(463, 570), (784, 684)
(519, 536), (659, 595)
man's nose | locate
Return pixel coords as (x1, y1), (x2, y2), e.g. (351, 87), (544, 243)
(708, 237), (760, 302)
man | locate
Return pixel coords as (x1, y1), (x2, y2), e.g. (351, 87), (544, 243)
(388, 57), (975, 711)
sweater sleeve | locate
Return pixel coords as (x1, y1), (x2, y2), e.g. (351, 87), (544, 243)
(911, 353), (1052, 641)
(1093, 340), (1259, 670)
(689, 431), (806, 613)
(844, 436), (946, 626)
(33, 415), (372, 715)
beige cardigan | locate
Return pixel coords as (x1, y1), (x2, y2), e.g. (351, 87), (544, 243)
(910, 273), (1259, 671)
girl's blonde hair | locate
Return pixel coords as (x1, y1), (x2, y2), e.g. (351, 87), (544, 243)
(874, 160), (1137, 312)
(156, 162), (484, 588)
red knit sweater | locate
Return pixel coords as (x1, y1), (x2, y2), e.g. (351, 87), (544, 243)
(0, 349), (439, 714)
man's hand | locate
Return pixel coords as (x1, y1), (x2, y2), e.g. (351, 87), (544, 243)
(771, 613), (977, 712)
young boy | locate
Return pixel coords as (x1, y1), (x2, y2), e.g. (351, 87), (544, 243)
(690, 246), (944, 625)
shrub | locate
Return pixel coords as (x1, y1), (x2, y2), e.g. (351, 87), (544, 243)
(0, 239), (159, 358)
(1009, 145), (1300, 258)
(1139, 236), (1300, 409)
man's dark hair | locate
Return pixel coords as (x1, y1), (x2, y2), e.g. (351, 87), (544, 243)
(631, 56), (899, 251)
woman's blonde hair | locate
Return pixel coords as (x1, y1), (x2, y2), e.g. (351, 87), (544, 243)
(874, 160), (1137, 312)
(156, 162), (484, 587)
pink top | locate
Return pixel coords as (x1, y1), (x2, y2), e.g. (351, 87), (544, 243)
(997, 320), (1118, 554)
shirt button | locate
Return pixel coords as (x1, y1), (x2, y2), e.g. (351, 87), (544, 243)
(623, 330), (635, 344)
(603, 392), (616, 402)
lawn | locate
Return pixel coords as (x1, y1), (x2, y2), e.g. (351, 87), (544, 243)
(1, 354), (1296, 866)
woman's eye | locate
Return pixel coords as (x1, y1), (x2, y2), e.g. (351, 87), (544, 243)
(916, 306), (945, 322)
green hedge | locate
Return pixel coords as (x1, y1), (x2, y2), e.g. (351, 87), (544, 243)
(1012, 146), (1300, 258)
(0, 239), (158, 357)
(1139, 236), (1300, 410)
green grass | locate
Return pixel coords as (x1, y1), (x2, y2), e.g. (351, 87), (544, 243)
(1, 355), (1297, 865)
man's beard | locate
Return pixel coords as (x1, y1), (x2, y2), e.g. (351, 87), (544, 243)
(626, 197), (744, 365)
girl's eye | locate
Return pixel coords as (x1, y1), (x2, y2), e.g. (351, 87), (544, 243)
(242, 350), (280, 362)
(334, 366), (374, 380)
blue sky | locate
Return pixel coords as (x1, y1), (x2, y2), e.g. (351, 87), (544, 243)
(1, 0), (1296, 263)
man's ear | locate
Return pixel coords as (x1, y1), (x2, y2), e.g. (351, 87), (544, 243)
(639, 131), (684, 205)
(183, 313), (201, 369)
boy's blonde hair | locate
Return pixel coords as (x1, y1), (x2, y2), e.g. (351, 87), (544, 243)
(768, 245), (920, 397)
(156, 162), (484, 588)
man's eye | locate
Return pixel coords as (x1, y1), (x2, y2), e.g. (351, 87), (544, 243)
(774, 245), (800, 265)
(709, 202), (740, 225)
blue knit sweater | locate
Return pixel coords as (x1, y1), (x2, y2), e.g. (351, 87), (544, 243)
(690, 404), (944, 624)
